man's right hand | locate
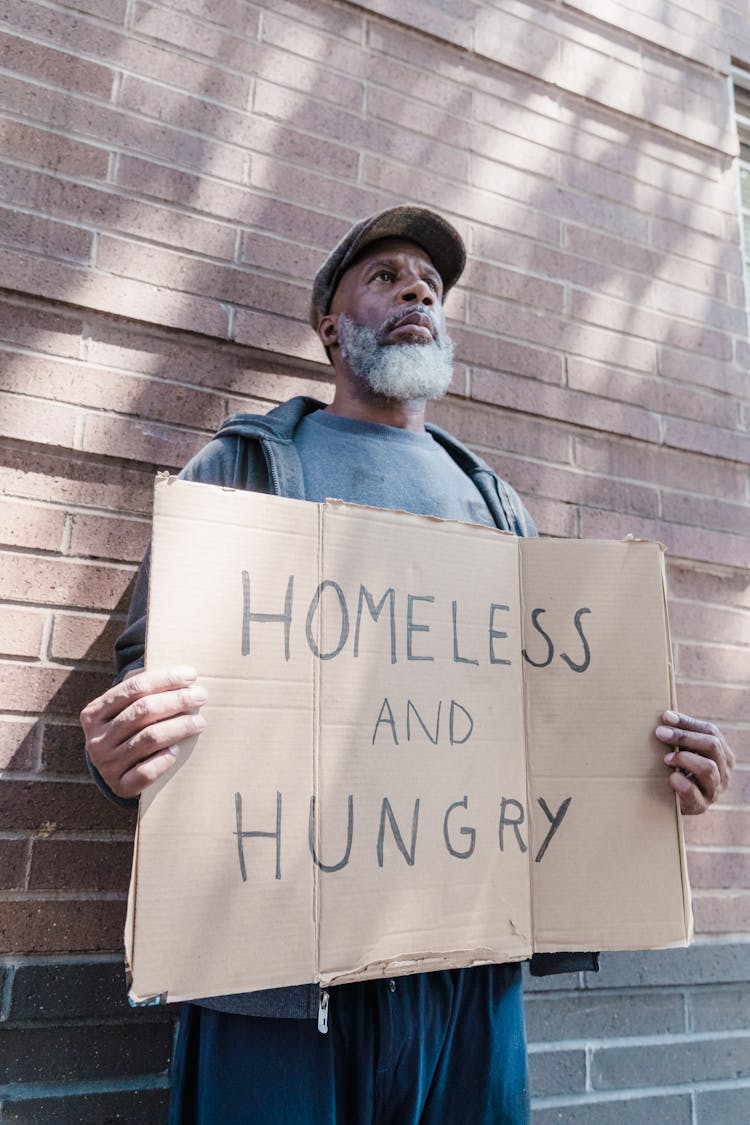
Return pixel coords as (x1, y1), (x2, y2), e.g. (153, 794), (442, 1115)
(80, 666), (207, 800)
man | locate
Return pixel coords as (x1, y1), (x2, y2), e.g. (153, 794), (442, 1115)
(81, 205), (735, 1124)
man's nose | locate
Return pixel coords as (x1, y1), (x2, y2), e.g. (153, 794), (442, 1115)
(396, 275), (434, 305)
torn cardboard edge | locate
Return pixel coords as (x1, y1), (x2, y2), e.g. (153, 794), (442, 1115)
(126, 478), (691, 1005)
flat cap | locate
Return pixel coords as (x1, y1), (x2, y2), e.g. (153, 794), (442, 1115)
(309, 205), (466, 330)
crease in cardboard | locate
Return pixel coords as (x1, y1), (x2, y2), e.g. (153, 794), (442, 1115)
(517, 539), (537, 955)
(658, 543), (693, 944)
(319, 947), (520, 987)
(312, 503), (324, 982)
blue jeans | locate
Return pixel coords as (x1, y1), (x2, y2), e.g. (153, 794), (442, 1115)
(169, 964), (529, 1124)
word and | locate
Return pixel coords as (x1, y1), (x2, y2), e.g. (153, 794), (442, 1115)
(233, 792), (572, 881)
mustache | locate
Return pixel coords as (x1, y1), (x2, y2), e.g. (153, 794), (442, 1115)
(378, 304), (443, 342)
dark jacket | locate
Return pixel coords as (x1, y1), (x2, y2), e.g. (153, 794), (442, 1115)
(96, 396), (597, 1016)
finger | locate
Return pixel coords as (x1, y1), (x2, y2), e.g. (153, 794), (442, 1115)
(661, 711), (720, 737)
(107, 683), (208, 749)
(668, 769), (709, 816)
(118, 746), (184, 800)
(109, 710), (208, 780)
(81, 666), (198, 728)
(656, 723), (730, 789)
(662, 749), (722, 804)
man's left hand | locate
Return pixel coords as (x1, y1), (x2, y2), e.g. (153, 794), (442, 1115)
(655, 711), (735, 815)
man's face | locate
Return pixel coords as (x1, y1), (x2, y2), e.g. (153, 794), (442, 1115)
(325, 238), (454, 402)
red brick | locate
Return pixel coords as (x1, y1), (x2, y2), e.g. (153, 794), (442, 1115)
(668, 601), (750, 648)
(247, 154), (388, 224)
(472, 368), (660, 442)
(566, 357), (738, 429)
(0, 721), (36, 770)
(42, 723), (95, 775)
(0, 72), (245, 182)
(96, 236), (309, 321)
(657, 347), (747, 398)
(0, 0), (247, 106)
(50, 612), (126, 664)
(159, 0), (260, 30)
(561, 155), (727, 238)
(0, 499), (65, 551)
(0, 247), (229, 339)
(650, 216), (743, 272)
(0, 352), (225, 432)
(676, 684), (748, 724)
(580, 510), (750, 570)
(461, 259), (564, 314)
(55, 0), (127, 19)
(233, 308), (326, 365)
(239, 227), (328, 282)
(666, 564), (750, 614)
(0, 446), (154, 517)
(0, 28), (114, 98)
(3, 1090), (171, 1123)
(257, 77), (468, 180)
(67, 513), (150, 564)
(133, 1), (259, 60)
(520, 493), (579, 538)
(363, 153), (559, 247)
(0, 898), (126, 953)
(691, 892), (750, 934)
(364, 28), (473, 113)
(663, 416), (750, 464)
(117, 154), (352, 248)
(661, 492), (750, 539)
(0, 389), (77, 448)
(0, 608), (46, 659)
(0, 556), (133, 612)
(0, 779), (134, 832)
(491, 455), (659, 518)
(119, 74), (359, 180)
(29, 839), (133, 892)
(575, 433), (747, 500)
(0, 298), (83, 357)
(453, 331), (563, 384)
(80, 414), (207, 471)
(0, 205), (93, 264)
(0, 1021), (172, 1083)
(0, 165), (237, 259)
(0, 839), (28, 890)
(428, 397), (571, 462)
(677, 643), (750, 684)
(687, 850), (750, 890)
(569, 289), (733, 360)
(685, 808), (750, 848)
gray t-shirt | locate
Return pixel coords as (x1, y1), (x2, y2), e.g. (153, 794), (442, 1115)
(295, 410), (494, 527)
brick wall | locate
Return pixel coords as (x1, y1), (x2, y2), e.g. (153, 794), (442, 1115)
(0, 0), (748, 1120)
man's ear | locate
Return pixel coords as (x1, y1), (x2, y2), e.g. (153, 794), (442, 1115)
(317, 314), (339, 351)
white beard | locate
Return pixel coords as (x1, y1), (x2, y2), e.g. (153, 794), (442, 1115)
(338, 313), (454, 402)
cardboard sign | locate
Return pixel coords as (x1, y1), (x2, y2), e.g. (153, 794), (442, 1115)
(126, 478), (691, 1004)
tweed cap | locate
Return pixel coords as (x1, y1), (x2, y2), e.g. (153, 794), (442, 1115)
(309, 205), (466, 330)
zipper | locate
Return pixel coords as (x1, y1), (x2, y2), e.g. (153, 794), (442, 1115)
(317, 989), (329, 1034)
(261, 441), (282, 495)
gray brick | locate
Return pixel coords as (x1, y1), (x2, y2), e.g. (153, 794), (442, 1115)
(695, 1086), (750, 1125)
(583, 942), (750, 990)
(592, 1033), (750, 1090)
(690, 984), (750, 1032)
(528, 1048), (586, 1097)
(2, 1088), (170, 1124)
(0, 1023), (172, 1084)
(9, 959), (175, 1022)
(525, 989), (686, 1043)
(532, 1093), (693, 1125)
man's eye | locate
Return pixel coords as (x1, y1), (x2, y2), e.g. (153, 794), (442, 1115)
(373, 269), (394, 282)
